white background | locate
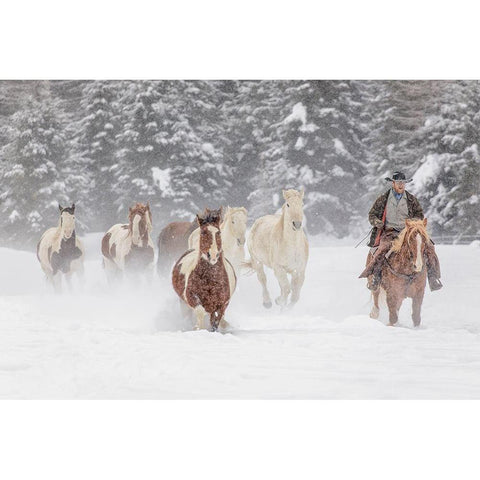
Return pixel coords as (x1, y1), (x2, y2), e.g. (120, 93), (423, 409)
(2, 1), (480, 478)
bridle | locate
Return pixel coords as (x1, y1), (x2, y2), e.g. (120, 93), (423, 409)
(385, 232), (426, 284)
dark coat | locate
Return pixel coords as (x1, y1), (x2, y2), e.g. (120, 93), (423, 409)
(368, 189), (424, 247)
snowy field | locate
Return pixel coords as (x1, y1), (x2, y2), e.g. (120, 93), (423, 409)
(1, 234), (480, 399)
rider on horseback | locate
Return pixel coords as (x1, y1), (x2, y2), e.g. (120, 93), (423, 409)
(359, 171), (443, 291)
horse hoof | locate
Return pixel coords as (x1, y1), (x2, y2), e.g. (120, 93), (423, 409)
(370, 306), (379, 319)
(263, 301), (272, 309)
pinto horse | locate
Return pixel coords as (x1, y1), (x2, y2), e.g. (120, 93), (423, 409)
(172, 208), (237, 332)
(246, 189), (309, 308)
(37, 203), (84, 292)
(188, 206), (247, 273)
(369, 219), (429, 326)
(156, 219), (198, 276)
(101, 202), (154, 282)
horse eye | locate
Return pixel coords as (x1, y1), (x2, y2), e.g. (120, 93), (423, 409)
(287, 203), (290, 207)
(232, 220), (235, 224)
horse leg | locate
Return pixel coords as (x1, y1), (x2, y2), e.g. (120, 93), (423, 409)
(253, 261), (272, 308)
(210, 307), (226, 332)
(290, 270), (305, 306)
(370, 288), (380, 319)
(52, 272), (62, 294)
(273, 266), (291, 307)
(412, 289), (425, 327)
(386, 292), (401, 326)
(193, 305), (206, 330)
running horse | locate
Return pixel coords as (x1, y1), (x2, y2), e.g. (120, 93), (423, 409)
(172, 208), (237, 331)
(245, 189), (309, 308)
(101, 202), (154, 282)
(37, 203), (84, 292)
(156, 218), (198, 276)
(369, 219), (429, 326)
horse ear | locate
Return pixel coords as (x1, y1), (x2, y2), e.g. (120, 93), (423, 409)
(423, 218), (427, 226)
(196, 214), (202, 226)
(58, 204), (63, 212)
(71, 203), (75, 212)
(405, 219), (412, 227)
(300, 187), (305, 199)
(282, 190), (287, 200)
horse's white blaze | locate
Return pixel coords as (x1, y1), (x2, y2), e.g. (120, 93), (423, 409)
(131, 214), (141, 245)
(201, 225), (220, 264)
(414, 233), (423, 272)
(61, 212), (75, 239)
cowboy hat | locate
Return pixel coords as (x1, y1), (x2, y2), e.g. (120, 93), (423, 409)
(385, 171), (412, 183)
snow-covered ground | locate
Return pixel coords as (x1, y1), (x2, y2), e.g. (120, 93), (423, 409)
(1, 234), (480, 399)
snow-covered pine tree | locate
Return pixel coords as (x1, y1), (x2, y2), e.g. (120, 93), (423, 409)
(0, 97), (69, 247)
(409, 80), (480, 239)
(262, 80), (368, 236)
(73, 80), (121, 230)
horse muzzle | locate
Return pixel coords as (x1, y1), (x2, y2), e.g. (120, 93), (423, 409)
(292, 221), (302, 231)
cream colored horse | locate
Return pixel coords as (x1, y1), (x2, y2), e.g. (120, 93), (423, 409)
(188, 206), (247, 272)
(246, 189), (308, 308)
(37, 204), (84, 292)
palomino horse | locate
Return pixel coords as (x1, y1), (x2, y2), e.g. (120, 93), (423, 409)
(188, 206), (247, 273)
(101, 202), (154, 282)
(172, 208), (237, 332)
(37, 203), (84, 292)
(246, 189), (309, 308)
(369, 219), (429, 326)
(157, 219), (198, 275)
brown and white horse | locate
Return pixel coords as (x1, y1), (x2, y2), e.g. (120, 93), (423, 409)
(369, 219), (429, 326)
(172, 208), (237, 332)
(187, 206), (247, 273)
(246, 189), (309, 308)
(101, 202), (154, 282)
(37, 203), (84, 292)
(156, 219), (198, 276)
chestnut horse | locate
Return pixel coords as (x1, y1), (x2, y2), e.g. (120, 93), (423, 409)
(172, 208), (237, 332)
(156, 219), (198, 276)
(187, 206), (247, 273)
(369, 219), (429, 326)
(101, 202), (154, 282)
(37, 203), (84, 292)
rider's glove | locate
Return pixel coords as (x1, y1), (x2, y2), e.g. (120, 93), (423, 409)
(373, 218), (384, 228)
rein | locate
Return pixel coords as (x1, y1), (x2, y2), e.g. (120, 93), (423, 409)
(384, 253), (425, 284)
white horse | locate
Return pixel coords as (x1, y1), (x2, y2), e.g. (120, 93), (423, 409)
(188, 206), (247, 273)
(37, 203), (84, 293)
(246, 189), (309, 308)
(101, 202), (155, 283)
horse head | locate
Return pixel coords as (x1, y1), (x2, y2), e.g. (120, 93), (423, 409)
(129, 202), (152, 246)
(196, 207), (223, 265)
(392, 218), (429, 273)
(282, 188), (305, 231)
(223, 206), (247, 247)
(58, 203), (76, 239)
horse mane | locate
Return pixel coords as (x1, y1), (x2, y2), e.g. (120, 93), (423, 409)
(391, 220), (430, 253)
(197, 208), (222, 227)
(129, 203), (151, 222)
(223, 206), (247, 222)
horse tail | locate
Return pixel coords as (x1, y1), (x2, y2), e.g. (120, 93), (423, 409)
(240, 259), (256, 276)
